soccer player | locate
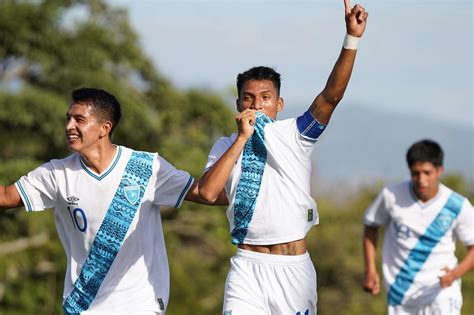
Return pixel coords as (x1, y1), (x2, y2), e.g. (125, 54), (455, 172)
(0, 88), (214, 314)
(197, 1), (368, 313)
(362, 139), (474, 315)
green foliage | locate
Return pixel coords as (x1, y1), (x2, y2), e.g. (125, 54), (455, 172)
(1, 1), (472, 315)
(0, 0), (233, 314)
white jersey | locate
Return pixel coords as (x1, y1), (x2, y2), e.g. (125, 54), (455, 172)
(15, 146), (193, 313)
(364, 181), (474, 307)
(205, 111), (324, 245)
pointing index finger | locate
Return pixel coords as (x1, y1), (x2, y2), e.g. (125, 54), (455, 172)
(344, 0), (351, 14)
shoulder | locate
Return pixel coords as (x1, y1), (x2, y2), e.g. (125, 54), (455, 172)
(385, 181), (411, 196)
(440, 183), (472, 208)
(214, 133), (237, 145)
(210, 133), (238, 152)
(122, 146), (156, 161)
(47, 152), (81, 170)
(376, 181), (412, 207)
(266, 117), (295, 129)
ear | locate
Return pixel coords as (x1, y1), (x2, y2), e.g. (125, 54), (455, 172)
(99, 121), (113, 138)
(436, 165), (444, 177)
(277, 97), (284, 112)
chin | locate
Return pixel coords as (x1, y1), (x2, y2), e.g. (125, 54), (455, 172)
(67, 144), (80, 153)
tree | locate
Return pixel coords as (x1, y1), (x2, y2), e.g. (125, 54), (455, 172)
(0, 0), (234, 313)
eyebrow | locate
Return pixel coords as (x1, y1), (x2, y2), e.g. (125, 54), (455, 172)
(66, 113), (86, 119)
(242, 90), (272, 96)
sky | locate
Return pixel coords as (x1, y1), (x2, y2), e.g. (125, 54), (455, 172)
(108, 0), (473, 127)
(103, 0), (473, 187)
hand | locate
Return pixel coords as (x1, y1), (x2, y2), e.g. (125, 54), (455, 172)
(439, 267), (456, 288)
(344, 0), (368, 37)
(363, 270), (381, 295)
(235, 109), (256, 141)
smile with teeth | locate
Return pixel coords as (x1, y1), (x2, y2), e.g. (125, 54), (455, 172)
(67, 134), (80, 140)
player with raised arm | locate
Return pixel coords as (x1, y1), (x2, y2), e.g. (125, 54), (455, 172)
(362, 139), (474, 315)
(0, 88), (215, 314)
(198, 1), (368, 314)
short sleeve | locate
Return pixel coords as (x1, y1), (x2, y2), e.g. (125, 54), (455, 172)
(454, 198), (474, 246)
(364, 188), (391, 227)
(15, 162), (57, 212)
(204, 136), (234, 172)
(153, 155), (194, 208)
(296, 110), (327, 143)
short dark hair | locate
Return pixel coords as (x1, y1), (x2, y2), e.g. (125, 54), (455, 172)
(406, 139), (444, 168)
(236, 66), (281, 97)
(71, 88), (121, 136)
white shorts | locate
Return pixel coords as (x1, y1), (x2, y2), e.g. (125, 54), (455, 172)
(223, 248), (317, 315)
(388, 285), (463, 315)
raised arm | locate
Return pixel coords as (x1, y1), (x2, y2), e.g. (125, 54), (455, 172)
(363, 225), (381, 295)
(0, 184), (23, 210)
(309, 0), (368, 125)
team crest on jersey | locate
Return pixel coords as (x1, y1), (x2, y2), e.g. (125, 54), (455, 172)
(436, 214), (453, 232)
(124, 186), (141, 205)
(395, 222), (411, 239)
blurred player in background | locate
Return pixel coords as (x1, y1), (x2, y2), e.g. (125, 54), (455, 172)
(363, 139), (474, 315)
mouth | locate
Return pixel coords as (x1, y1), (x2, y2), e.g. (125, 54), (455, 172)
(66, 134), (80, 141)
(414, 186), (428, 194)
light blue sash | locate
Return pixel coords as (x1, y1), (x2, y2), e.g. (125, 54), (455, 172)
(388, 191), (464, 305)
(63, 151), (154, 314)
(231, 112), (273, 244)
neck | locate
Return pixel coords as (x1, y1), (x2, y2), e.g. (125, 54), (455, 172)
(80, 142), (117, 174)
(413, 184), (440, 203)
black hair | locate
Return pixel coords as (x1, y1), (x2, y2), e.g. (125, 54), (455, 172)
(71, 88), (121, 136)
(236, 66), (281, 97)
(406, 139), (444, 167)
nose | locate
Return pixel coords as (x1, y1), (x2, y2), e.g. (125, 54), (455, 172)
(416, 173), (428, 186)
(66, 118), (75, 131)
(251, 99), (263, 110)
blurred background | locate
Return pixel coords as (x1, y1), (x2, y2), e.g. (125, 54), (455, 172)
(0, 0), (472, 314)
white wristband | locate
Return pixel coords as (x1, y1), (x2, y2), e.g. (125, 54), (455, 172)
(343, 34), (360, 50)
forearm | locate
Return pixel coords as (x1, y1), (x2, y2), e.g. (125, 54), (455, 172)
(0, 184), (23, 210)
(314, 46), (356, 117)
(323, 47), (357, 105)
(451, 245), (474, 280)
(363, 226), (379, 273)
(184, 180), (229, 206)
(199, 136), (247, 203)
(309, 44), (357, 125)
(310, 1), (368, 124)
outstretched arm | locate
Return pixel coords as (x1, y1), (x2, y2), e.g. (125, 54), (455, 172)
(363, 225), (381, 295)
(309, 0), (368, 125)
(0, 184), (23, 210)
(439, 245), (474, 288)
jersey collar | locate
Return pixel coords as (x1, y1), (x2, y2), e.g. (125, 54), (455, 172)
(80, 146), (122, 181)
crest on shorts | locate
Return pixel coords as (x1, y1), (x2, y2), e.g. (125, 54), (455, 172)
(124, 186), (141, 205)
